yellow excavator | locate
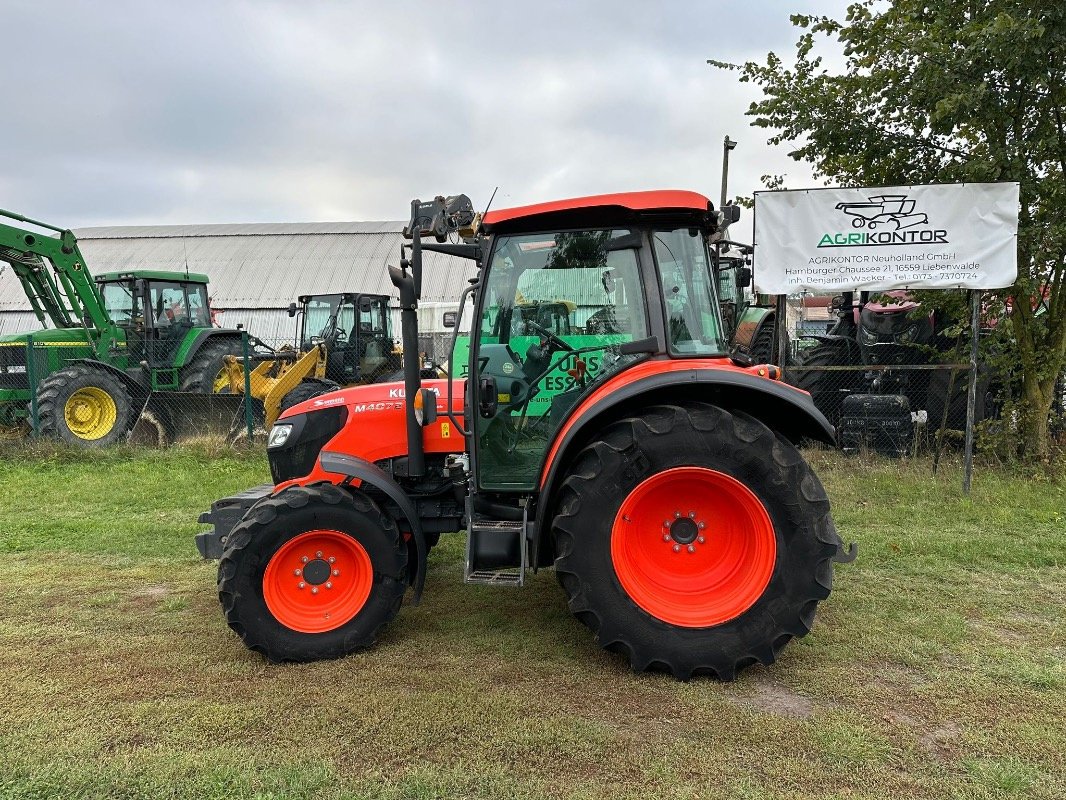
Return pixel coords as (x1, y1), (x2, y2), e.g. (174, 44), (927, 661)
(219, 292), (402, 428)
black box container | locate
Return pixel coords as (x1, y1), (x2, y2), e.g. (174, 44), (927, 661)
(838, 393), (914, 457)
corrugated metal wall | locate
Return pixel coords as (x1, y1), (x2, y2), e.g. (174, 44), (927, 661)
(0, 221), (477, 341)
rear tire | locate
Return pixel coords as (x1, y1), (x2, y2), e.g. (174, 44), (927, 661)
(552, 402), (840, 680)
(218, 483), (408, 662)
(37, 364), (133, 446)
(179, 337), (244, 393)
(791, 343), (857, 426)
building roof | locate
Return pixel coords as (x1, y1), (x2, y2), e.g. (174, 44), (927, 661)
(0, 220), (478, 312)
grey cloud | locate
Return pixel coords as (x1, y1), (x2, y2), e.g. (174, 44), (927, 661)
(1, 0), (852, 226)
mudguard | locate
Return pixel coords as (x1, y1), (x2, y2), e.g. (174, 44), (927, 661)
(318, 451), (429, 604)
(532, 365), (836, 568)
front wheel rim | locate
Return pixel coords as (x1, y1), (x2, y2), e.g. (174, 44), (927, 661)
(63, 387), (118, 440)
(611, 467), (777, 628)
(263, 529), (374, 633)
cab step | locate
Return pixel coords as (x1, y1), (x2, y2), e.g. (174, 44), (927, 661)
(464, 518), (528, 587)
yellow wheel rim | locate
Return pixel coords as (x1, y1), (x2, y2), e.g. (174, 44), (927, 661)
(63, 387), (118, 440)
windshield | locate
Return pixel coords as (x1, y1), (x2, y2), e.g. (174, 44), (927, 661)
(100, 281), (138, 326)
(653, 228), (727, 355)
(302, 296), (356, 347)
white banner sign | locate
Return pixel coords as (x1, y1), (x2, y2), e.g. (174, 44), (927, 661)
(753, 182), (1019, 294)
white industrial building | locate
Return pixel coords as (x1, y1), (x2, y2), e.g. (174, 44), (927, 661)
(0, 221), (476, 350)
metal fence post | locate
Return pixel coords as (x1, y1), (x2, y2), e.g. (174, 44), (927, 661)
(25, 334), (37, 435)
(241, 331), (254, 441)
(963, 289), (980, 496)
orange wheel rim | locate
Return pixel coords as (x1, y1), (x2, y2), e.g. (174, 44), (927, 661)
(610, 467), (776, 627)
(263, 529), (373, 633)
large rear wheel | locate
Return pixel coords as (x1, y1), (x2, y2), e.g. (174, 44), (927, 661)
(218, 483), (408, 662)
(791, 343), (857, 426)
(552, 402), (841, 680)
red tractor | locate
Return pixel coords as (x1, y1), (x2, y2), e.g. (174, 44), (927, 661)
(204, 191), (855, 680)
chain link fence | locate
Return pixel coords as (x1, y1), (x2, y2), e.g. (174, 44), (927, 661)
(3, 332), (264, 446)
(782, 360), (992, 457)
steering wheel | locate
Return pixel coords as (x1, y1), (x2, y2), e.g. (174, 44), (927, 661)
(526, 320), (574, 352)
(333, 328), (348, 340)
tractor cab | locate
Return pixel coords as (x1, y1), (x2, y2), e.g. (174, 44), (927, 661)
(96, 270), (214, 365)
(468, 214), (729, 490)
(294, 293), (397, 384)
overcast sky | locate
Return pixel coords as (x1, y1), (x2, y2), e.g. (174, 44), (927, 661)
(2, 0), (851, 228)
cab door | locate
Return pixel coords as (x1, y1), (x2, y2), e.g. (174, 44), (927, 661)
(471, 229), (650, 491)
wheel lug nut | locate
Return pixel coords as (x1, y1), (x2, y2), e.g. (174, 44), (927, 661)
(293, 569), (301, 576)
(664, 520), (671, 527)
(687, 545), (695, 553)
(663, 534), (671, 542)
(332, 569), (340, 576)
(301, 556), (309, 563)
(672, 544), (680, 553)
(328, 556), (336, 564)
(698, 522), (705, 529)
(674, 511), (681, 518)
(298, 582), (306, 589)
(316, 551), (323, 558)
(325, 582), (333, 589)
(689, 511), (696, 518)
(311, 586), (319, 595)
(698, 536), (705, 544)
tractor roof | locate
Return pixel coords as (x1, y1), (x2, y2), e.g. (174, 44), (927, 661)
(94, 270), (210, 284)
(482, 190), (715, 234)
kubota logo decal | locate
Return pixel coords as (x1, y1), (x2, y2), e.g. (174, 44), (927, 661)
(818, 194), (948, 247)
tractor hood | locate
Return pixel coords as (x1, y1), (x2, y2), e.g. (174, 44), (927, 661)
(271, 378), (466, 485)
(281, 378), (465, 422)
(0, 327), (92, 346)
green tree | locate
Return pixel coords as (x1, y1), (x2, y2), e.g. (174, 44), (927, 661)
(714, 0), (1066, 459)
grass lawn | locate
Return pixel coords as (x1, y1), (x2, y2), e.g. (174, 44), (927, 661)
(0, 443), (1062, 799)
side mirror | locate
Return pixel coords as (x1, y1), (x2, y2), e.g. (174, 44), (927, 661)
(721, 204), (742, 225)
(287, 302), (298, 317)
(737, 267), (752, 288)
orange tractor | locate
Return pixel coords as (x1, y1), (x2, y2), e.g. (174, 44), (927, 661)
(204, 191), (855, 679)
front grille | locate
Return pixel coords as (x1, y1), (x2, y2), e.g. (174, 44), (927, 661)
(0, 346), (29, 390)
(269, 406), (348, 484)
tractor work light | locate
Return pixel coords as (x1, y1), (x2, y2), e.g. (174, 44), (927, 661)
(267, 423), (293, 448)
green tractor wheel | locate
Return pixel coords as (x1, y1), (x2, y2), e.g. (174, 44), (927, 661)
(179, 338), (245, 393)
(37, 364), (133, 446)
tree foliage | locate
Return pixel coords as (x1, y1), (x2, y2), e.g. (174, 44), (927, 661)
(715, 0), (1066, 458)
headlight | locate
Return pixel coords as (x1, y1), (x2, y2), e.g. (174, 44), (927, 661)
(858, 325), (878, 346)
(267, 424), (293, 448)
(896, 325), (918, 343)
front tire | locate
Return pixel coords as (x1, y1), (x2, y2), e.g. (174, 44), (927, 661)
(552, 402), (840, 680)
(279, 378), (341, 413)
(218, 483), (408, 662)
(37, 364), (133, 446)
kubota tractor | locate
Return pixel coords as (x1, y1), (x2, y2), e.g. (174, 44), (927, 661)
(202, 191), (855, 680)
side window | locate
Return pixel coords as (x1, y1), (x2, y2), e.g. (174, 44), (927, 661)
(149, 282), (191, 327)
(653, 229), (727, 355)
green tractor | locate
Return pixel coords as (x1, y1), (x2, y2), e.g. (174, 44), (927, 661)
(714, 239), (780, 365)
(0, 209), (246, 446)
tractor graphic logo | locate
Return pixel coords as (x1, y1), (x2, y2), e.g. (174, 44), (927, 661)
(835, 194), (929, 231)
